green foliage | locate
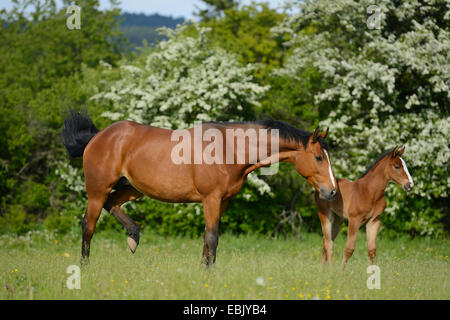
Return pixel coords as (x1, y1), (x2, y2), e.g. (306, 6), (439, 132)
(0, 205), (35, 234)
(0, 0), (126, 229)
(197, 0), (239, 21)
(199, 2), (287, 79)
(43, 211), (77, 234)
(17, 180), (50, 213)
(0, 0), (447, 239)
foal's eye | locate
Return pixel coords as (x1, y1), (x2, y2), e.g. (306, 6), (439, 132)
(394, 165), (400, 169)
(316, 156), (323, 162)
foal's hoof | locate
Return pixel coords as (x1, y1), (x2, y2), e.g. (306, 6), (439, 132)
(201, 256), (216, 268)
(127, 236), (138, 253)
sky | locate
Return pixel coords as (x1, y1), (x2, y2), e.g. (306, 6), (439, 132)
(0, 0), (287, 19)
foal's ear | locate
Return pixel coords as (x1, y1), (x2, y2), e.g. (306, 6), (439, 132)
(320, 127), (329, 139)
(390, 146), (399, 158)
(398, 146), (405, 157)
(311, 127), (321, 144)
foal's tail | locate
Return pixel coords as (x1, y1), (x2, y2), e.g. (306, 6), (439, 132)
(62, 109), (99, 158)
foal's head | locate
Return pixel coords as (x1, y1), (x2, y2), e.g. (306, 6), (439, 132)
(385, 146), (414, 192)
(296, 127), (337, 201)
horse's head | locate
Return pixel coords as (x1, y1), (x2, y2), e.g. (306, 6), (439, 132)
(386, 146), (414, 192)
(295, 127), (337, 201)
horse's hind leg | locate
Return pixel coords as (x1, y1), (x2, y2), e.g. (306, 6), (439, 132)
(104, 187), (143, 253)
(81, 162), (120, 264)
(81, 193), (108, 265)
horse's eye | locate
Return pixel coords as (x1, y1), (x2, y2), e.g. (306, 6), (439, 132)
(394, 165), (400, 169)
(316, 156), (323, 162)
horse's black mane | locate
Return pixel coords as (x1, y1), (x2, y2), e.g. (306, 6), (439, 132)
(205, 119), (329, 150)
(359, 148), (394, 179)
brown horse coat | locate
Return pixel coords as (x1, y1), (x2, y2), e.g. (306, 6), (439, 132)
(63, 113), (337, 265)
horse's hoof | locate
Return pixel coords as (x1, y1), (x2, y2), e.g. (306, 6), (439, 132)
(80, 257), (90, 266)
(127, 236), (138, 253)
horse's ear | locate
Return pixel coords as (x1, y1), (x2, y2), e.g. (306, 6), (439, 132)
(398, 146), (405, 157)
(311, 127), (320, 144)
(320, 127), (329, 139)
(390, 146), (399, 158)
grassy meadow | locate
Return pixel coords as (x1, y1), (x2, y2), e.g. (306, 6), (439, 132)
(1, 230), (448, 300)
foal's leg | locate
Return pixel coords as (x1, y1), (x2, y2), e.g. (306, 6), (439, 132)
(318, 210), (334, 265)
(331, 214), (344, 241)
(104, 187), (143, 253)
(366, 217), (381, 265)
(341, 218), (360, 271)
(202, 196), (225, 266)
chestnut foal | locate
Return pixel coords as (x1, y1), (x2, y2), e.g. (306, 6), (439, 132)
(315, 146), (414, 270)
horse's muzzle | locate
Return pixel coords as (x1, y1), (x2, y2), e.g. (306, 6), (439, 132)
(404, 182), (414, 192)
(320, 188), (337, 201)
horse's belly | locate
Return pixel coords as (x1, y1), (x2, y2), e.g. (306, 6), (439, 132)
(127, 173), (201, 203)
(123, 162), (201, 203)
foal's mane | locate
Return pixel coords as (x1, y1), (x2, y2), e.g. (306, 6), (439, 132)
(359, 148), (394, 179)
(204, 120), (330, 151)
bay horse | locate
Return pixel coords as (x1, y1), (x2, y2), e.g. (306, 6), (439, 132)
(62, 110), (337, 265)
(315, 146), (414, 270)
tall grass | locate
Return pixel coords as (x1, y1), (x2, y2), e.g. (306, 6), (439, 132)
(1, 230), (448, 299)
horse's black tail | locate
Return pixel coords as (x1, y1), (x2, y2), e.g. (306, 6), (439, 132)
(62, 109), (99, 158)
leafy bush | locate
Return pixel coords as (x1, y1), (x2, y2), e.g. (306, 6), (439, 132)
(0, 205), (35, 234)
(274, 0), (449, 236)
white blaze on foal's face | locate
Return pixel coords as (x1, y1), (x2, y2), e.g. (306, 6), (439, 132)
(400, 157), (414, 191)
(324, 149), (336, 189)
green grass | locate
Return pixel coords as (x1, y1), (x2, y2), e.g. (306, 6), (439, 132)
(0, 230), (448, 300)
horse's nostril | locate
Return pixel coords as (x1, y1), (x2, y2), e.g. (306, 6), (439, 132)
(404, 182), (414, 192)
(330, 189), (336, 197)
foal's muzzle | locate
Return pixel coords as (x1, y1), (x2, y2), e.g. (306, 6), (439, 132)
(404, 182), (414, 192)
(320, 188), (337, 201)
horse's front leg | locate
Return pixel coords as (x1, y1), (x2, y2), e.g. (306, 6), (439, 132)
(201, 196), (226, 266)
(318, 209), (334, 266)
(366, 217), (381, 265)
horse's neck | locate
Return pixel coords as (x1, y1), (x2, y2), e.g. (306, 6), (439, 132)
(242, 134), (300, 176)
(357, 161), (389, 201)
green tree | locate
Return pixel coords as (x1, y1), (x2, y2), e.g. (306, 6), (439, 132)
(197, 0), (239, 21)
(0, 0), (126, 232)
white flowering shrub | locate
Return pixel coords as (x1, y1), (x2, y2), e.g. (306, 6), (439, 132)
(274, 0), (449, 235)
(91, 24), (268, 129)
